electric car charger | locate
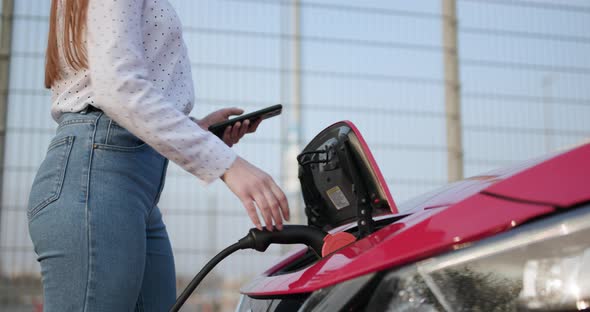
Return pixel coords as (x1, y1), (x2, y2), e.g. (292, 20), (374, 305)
(169, 225), (330, 311)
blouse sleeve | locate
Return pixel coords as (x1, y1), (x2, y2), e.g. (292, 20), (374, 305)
(86, 0), (236, 183)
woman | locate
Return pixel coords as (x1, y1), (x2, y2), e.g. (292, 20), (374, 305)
(27, 0), (290, 310)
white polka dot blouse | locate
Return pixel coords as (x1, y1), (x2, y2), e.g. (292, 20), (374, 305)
(50, 0), (237, 183)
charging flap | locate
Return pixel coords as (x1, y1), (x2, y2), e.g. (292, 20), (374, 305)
(298, 121), (397, 231)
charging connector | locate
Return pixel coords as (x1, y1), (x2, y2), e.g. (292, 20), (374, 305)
(169, 225), (328, 312)
(240, 225), (328, 256)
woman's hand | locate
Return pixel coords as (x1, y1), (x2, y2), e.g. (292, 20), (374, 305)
(194, 107), (262, 147)
(222, 157), (290, 231)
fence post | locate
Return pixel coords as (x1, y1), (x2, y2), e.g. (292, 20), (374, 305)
(281, 0), (304, 226)
(0, 0), (15, 243)
(442, 0), (463, 182)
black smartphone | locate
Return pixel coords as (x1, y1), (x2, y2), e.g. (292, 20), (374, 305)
(208, 104), (283, 138)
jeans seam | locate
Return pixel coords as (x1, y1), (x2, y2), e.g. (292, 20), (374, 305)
(147, 159), (168, 221)
(46, 136), (71, 151)
(105, 119), (113, 145)
(92, 142), (149, 153)
(56, 119), (94, 131)
(136, 293), (145, 312)
(82, 112), (102, 312)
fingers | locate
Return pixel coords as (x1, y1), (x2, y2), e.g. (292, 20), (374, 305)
(222, 107), (244, 118)
(248, 174), (288, 231)
(223, 120), (251, 147)
(230, 121), (242, 143)
(258, 173), (290, 231)
(222, 125), (233, 147)
(242, 199), (262, 230)
(238, 119), (250, 138)
(270, 183), (290, 222)
(252, 190), (274, 231)
(221, 157), (290, 231)
(262, 187), (284, 230)
(248, 118), (262, 133)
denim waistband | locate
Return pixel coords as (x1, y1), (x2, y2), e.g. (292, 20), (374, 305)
(55, 105), (142, 149)
(57, 105), (104, 126)
(56, 105), (128, 132)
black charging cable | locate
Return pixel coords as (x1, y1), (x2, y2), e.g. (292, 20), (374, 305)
(169, 225), (328, 312)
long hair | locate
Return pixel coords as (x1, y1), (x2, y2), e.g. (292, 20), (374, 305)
(45, 0), (89, 89)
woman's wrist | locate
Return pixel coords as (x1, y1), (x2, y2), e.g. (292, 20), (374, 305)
(189, 116), (207, 130)
(220, 155), (240, 182)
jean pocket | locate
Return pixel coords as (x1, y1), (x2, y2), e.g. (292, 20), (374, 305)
(27, 136), (75, 220)
(93, 122), (149, 152)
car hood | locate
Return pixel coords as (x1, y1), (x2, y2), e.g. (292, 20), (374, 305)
(242, 135), (590, 297)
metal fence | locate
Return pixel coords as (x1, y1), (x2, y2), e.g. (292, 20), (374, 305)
(0, 0), (589, 311)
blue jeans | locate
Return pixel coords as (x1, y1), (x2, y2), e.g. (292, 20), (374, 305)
(27, 108), (175, 311)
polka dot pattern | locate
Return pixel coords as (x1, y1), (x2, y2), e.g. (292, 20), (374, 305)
(50, 0), (237, 183)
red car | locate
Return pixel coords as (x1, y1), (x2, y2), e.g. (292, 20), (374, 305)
(235, 121), (590, 312)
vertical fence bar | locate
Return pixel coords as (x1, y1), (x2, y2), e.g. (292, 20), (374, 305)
(442, 0), (463, 182)
(283, 0), (303, 224)
(0, 0), (14, 244)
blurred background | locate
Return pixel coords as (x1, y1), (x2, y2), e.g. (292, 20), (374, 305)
(1, 0), (589, 311)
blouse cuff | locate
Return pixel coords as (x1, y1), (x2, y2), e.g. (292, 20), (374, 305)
(194, 132), (238, 185)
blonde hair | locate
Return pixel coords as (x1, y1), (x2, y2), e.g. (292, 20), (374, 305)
(45, 0), (89, 88)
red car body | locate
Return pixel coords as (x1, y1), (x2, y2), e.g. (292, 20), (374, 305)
(240, 121), (590, 300)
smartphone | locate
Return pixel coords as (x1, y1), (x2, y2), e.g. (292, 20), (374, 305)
(208, 104), (283, 138)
